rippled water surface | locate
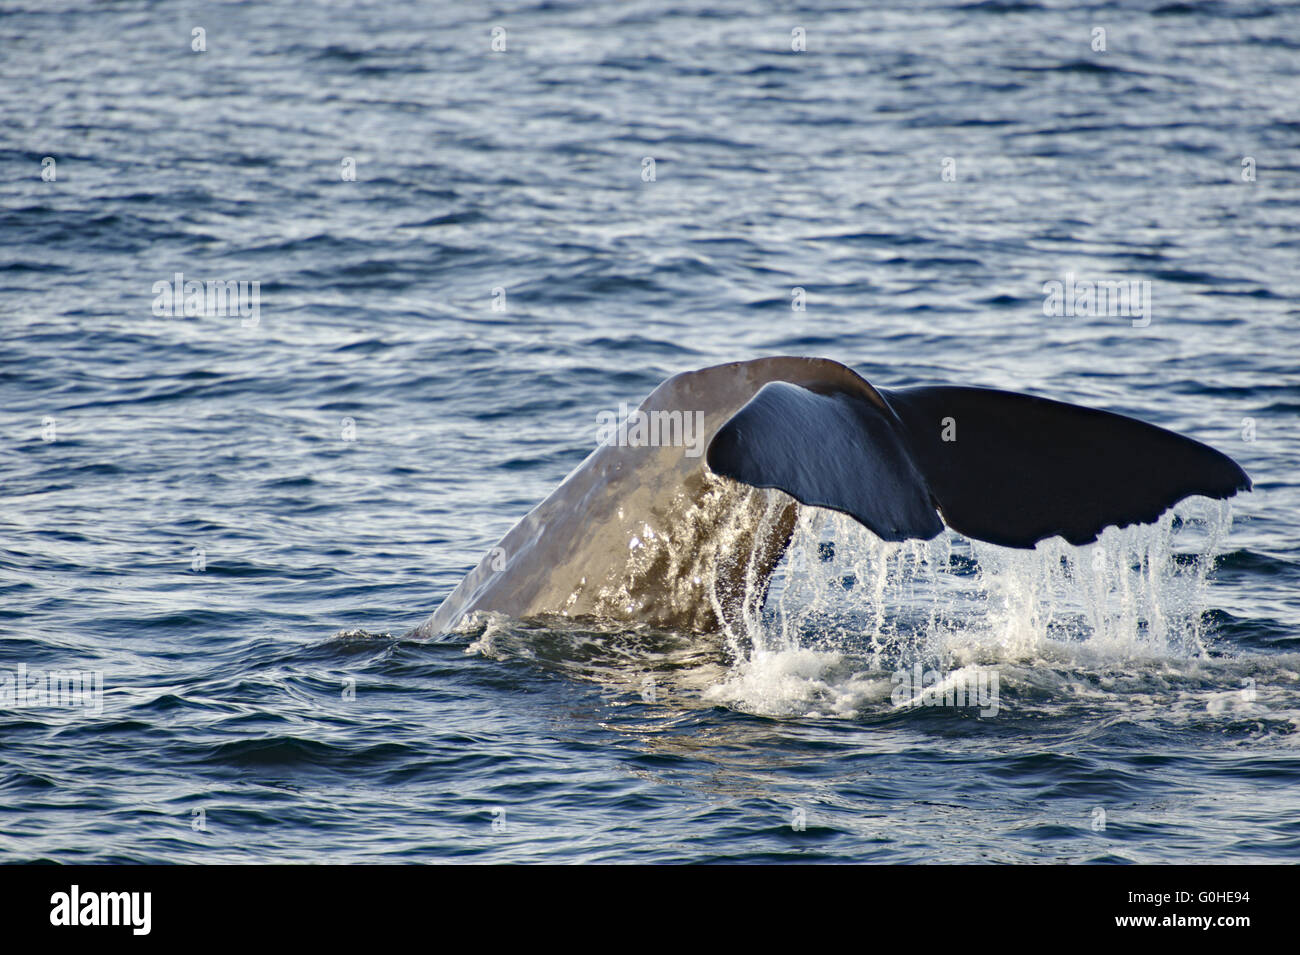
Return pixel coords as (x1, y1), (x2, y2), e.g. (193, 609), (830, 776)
(2, 0), (1299, 863)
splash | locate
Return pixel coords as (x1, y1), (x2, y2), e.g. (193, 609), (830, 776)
(707, 495), (1236, 718)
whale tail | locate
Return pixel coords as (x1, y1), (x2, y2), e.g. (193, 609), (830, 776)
(706, 379), (1251, 549)
(416, 357), (1252, 638)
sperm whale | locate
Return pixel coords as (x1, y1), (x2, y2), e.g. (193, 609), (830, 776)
(413, 356), (1250, 637)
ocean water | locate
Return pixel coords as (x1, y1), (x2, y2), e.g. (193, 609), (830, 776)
(2, 0), (1298, 863)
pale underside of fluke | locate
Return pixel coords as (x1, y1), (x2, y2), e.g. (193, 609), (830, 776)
(415, 357), (1250, 637)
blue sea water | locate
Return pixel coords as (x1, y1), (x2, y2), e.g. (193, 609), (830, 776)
(2, 0), (1299, 863)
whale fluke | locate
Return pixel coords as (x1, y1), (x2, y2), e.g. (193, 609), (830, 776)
(708, 380), (1252, 550)
(414, 357), (1250, 637)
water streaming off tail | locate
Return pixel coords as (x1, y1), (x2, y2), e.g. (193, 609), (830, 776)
(707, 495), (1235, 718)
